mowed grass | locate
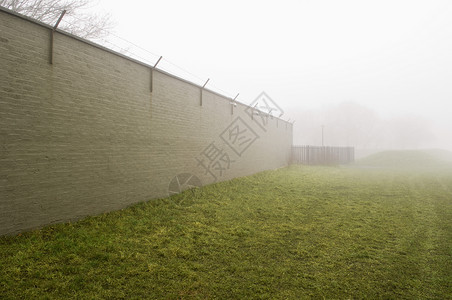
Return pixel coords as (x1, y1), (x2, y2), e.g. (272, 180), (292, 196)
(1, 162), (452, 298)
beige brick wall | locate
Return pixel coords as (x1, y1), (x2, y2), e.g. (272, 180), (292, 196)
(0, 8), (293, 235)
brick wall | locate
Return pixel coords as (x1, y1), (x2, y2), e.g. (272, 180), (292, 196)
(0, 7), (293, 235)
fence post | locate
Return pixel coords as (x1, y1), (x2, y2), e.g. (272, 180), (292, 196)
(49, 10), (66, 64)
(230, 93), (239, 115)
(149, 56), (162, 93)
(200, 78), (210, 106)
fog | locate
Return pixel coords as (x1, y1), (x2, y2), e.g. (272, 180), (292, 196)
(89, 0), (452, 152)
(287, 101), (449, 158)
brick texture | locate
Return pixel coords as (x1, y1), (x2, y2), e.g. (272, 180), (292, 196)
(0, 8), (293, 235)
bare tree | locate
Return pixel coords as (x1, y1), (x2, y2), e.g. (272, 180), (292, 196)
(0, 0), (113, 39)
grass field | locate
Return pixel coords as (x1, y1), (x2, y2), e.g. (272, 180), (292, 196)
(1, 151), (452, 299)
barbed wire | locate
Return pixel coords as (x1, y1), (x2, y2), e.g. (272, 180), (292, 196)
(58, 13), (237, 99)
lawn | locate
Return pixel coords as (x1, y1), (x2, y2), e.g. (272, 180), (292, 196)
(1, 155), (451, 298)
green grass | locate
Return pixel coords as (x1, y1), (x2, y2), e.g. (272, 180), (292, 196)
(1, 161), (452, 298)
(355, 149), (452, 170)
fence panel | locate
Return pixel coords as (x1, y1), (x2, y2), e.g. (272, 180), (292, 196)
(291, 146), (354, 165)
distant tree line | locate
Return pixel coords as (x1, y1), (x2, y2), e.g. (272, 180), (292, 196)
(291, 102), (435, 150)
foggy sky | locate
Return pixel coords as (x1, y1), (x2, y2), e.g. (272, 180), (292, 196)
(88, 0), (452, 150)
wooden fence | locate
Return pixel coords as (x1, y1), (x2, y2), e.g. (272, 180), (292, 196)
(291, 146), (355, 165)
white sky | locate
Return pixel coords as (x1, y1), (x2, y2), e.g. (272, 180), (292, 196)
(89, 0), (452, 149)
